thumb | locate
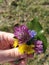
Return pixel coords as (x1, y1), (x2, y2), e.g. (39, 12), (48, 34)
(0, 48), (27, 64)
(9, 48), (26, 59)
(9, 48), (27, 65)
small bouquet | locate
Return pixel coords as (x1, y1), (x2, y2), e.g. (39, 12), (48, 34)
(13, 17), (47, 62)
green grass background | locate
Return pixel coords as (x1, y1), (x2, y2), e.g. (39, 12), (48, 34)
(0, 0), (49, 65)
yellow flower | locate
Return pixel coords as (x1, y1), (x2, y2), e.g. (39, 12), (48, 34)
(18, 43), (26, 54)
(13, 39), (35, 54)
(18, 44), (35, 54)
(13, 39), (19, 48)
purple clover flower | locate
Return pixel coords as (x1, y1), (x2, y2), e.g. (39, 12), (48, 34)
(34, 40), (43, 54)
(14, 25), (37, 43)
(14, 25), (31, 43)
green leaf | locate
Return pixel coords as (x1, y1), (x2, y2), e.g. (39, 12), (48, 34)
(26, 17), (42, 33)
(37, 34), (47, 52)
(26, 17), (47, 52)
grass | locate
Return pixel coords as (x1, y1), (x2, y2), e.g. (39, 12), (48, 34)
(0, 0), (49, 65)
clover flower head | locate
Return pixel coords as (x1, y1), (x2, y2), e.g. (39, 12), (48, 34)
(14, 25), (31, 43)
(34, 40), (43, 54)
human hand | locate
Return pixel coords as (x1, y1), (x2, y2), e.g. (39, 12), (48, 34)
(0, 31), (27, 65)
(0, 31), (33, 65)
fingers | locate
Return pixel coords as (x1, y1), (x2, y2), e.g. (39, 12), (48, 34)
(9, 48), (26, 59)
(0, 48), (27, 63)
(9, 48), (27, 65)
(0, 31), (14, 49)
(7, 48), (33, 64)
(4, 48), (27, 62)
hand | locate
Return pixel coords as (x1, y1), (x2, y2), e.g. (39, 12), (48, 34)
(0, 31), (33, 65)
(0, 31), (27, 65)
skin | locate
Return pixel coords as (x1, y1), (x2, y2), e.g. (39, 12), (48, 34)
(0, 31), (33, 65)
(0, 31), (27, 65)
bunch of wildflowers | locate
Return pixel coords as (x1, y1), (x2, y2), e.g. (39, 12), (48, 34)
(13, 25), (44, 54)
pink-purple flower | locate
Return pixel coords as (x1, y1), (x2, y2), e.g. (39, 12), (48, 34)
(14, 25), (31, 43)
(34, 40), (43, 54)
(14, 25), (37, 43)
